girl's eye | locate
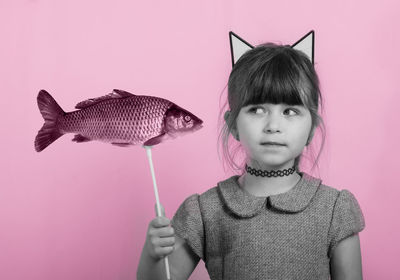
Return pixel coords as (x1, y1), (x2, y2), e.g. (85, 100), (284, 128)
(249, 107), (265, 114)
(283, 108), (299, 116)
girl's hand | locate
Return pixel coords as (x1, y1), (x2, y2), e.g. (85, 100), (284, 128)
(145, 205), (176, 260)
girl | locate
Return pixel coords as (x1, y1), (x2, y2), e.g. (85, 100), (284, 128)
(137, 43), (365, 279)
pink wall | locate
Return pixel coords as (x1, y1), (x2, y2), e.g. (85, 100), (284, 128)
(1, 0), (399, 279)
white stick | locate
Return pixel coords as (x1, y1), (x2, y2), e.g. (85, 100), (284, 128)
(143, 145), (171, 280)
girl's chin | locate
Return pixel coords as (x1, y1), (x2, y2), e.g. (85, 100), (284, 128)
(248, 159), (294, 170)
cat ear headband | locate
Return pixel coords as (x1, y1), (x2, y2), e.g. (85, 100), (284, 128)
(229, 30), (315, 67)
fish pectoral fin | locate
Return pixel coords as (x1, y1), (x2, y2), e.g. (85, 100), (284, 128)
(111, 142), (133, 147)
(144, 133), (168, 146)
(72, 134), (92, 143)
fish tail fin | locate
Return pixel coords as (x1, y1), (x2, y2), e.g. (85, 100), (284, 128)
(35, 90), (66, 152)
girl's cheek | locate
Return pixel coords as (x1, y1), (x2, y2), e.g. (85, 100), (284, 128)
(241, 144), (253, 157)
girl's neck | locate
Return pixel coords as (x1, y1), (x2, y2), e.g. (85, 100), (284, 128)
(238, 163), (301, 197)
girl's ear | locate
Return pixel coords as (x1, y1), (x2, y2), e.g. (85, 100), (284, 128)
(224, 111), (240, 141)
(224, 110), (231, 123)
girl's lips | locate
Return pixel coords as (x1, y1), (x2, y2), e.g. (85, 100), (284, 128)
(261, 142), (286, 146)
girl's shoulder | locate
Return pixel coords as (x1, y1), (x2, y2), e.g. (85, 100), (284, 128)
(176, 173), (364, 219)
(317, 180), (362, 208)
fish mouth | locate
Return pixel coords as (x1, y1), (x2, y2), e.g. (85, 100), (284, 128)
(193, 117), (203, 130)
(193, 124), (203, 131)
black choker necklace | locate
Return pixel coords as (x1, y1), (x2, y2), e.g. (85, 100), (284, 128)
(245, 164), (296, 177)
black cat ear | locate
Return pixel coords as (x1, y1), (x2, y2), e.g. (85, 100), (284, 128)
(291, 30), (314, 64)
(229, 31), (254, 67)
(229, 30), (315, 67)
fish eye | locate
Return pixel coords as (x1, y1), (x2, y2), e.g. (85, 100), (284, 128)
(184, 115), (191, 122)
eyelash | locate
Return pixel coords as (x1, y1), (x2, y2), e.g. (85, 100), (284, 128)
(248, 107), (264, 114)
(248, 106), (299, 115)
(283, 108), (299, 115)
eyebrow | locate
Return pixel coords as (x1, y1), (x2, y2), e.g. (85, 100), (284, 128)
(245, 103), (305, 108)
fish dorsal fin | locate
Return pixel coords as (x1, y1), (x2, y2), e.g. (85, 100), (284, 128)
(75, 89), (136, 109)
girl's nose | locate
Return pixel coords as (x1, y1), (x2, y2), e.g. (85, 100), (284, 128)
(263, 115), (281, 133)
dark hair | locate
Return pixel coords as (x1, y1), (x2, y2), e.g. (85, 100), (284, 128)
(218, 43), (325, 173)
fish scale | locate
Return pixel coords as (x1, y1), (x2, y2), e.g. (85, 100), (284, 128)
(59, 96), (172, 144)
(35, 89), (203, 152)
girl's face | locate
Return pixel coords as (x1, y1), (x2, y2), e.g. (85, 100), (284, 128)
(234, 103), (313, 170)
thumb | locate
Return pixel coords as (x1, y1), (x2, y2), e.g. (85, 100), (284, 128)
(154, 203), (166, 217)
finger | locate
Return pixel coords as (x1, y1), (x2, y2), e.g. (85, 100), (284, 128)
(150, 216), (170, 228)
(156, 226), (175, 237)
(157, 236), (175, 247)
(148, 226), (174, 239)
(155, 246), (174, 257)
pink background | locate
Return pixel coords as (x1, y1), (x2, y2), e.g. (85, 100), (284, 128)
(1, 0), (399, 279)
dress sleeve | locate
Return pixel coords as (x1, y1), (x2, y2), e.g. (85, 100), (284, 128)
(171, 194), (204, 260)
(328, 189), (366, 258)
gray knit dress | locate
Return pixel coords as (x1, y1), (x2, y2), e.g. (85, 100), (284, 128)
(171, 173), (365, 280)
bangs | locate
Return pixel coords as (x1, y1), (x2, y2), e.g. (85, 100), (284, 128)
(242, 52), (308, 107)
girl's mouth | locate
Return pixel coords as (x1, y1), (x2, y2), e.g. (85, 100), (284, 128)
(261, 142), (286, 146)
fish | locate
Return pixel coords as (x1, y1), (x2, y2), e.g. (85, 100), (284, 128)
(35, 89), (203, 152)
